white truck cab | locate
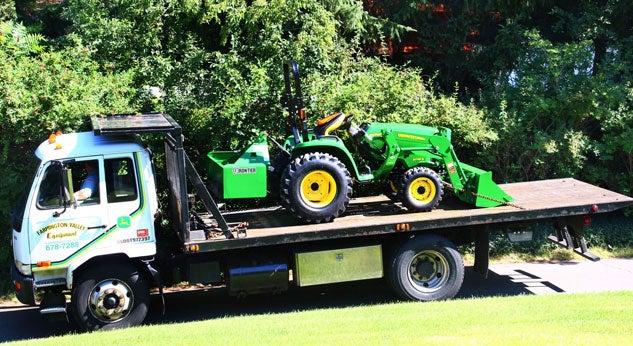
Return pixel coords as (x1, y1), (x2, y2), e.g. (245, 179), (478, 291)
(11, 130), (159, 324)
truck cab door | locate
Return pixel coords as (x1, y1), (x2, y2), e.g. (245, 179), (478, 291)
(28, 157), (108, 272)
(102, 154), (149, 245)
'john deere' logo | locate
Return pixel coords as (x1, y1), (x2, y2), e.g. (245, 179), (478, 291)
(117, 216), (132, 228)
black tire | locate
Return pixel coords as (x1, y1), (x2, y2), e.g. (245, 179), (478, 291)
(268, 151), (292, 201)
(387, 234), (464, 301)
(383, 179), (399, 201)
(398, 167), (443, 212)
(71, 262), (149, 331)
(280, 152), (352, 223)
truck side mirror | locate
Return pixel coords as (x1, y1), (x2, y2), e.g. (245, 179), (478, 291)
(53, 164), (76, 217)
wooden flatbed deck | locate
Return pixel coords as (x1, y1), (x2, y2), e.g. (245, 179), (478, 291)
(188, 178), (633, 252)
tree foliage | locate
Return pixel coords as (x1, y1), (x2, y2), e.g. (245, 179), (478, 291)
(477, 2), (633, 196)
(0, 20), (135, 234)
(305, 56), (497, 159)
(364, 0), (632, 195)
(0, 0), (629, 217)
(0, 0), (14, 21)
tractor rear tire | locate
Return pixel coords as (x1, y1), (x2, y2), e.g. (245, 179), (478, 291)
(399, 167), (443, 212)
(268, 151), (292, 203)
(281, 152), (352, 223)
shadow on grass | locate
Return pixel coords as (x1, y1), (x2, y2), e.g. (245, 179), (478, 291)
(0, 265), (557, 343)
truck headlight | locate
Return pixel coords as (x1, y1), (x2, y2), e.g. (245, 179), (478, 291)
(15, 260), (32, 276)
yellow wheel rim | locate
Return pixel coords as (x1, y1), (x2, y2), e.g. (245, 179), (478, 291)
(300, 170), (337, 208)
(410, 177), (436, 204)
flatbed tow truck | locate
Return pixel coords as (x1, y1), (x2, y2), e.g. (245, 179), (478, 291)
(10, 112), (633, 331)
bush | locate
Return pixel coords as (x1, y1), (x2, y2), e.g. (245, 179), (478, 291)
(0, 24), (136, 214)
(305, 56), (499, 161)
(481, 29), (633, 205)
(481, 30), (599, 182)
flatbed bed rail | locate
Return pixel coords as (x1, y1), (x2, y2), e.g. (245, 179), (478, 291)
(187, 178), (633, 253)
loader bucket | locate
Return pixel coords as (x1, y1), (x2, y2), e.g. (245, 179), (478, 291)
(458, 163), (513, 207)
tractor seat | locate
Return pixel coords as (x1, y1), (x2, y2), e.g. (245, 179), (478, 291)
(314, 112), (345, 137)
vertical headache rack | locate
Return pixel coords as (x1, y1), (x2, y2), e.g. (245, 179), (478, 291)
(92, 112), (181, 135)
(91, 113), (235, 243)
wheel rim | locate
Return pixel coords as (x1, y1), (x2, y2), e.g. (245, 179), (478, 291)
(300, 170), (337, 208)
(409, 177), (436, 204)
(88, 279), (134, 323)
(407, 250), (449, 293)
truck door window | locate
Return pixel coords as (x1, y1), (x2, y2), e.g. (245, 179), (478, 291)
(36, 159), (101, 208)
(72, 160), (100, 204)
(105, 158), (138, 203)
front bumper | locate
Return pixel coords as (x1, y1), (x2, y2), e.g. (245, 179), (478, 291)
(11, 263), (36, 306)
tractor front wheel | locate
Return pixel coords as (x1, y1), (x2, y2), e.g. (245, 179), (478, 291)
(281, 152), (352, 223)
(399, 167), (443, 212)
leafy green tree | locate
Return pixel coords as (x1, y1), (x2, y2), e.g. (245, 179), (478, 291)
(361, 1), (631, 195)
(0, 21), (136, 259)
(480, 31), (597, 181)
(306, 56), (497, 160)
(0, 0), (15, 21)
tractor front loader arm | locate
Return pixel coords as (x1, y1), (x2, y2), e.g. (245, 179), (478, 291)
(428, 135), (468, 191)
(428, 135), (513, 207)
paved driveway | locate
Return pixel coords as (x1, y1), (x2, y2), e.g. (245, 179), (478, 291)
(458, 258), (633, 297)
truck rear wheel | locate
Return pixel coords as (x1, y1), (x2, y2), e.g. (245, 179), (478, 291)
(71, 262), (149, 331)
(281, 152), (352, 223)
(387, 234), (464, 301)
(399, 167), (443, 212)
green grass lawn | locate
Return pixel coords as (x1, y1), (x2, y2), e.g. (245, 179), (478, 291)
(8, 291), (633, 346)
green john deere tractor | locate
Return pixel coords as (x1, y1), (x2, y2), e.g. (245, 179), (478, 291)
(207, 61), (513, 223)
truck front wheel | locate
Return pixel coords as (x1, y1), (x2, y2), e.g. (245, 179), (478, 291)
(388, 235), (464, 301)
(71, 262), (149, 331)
